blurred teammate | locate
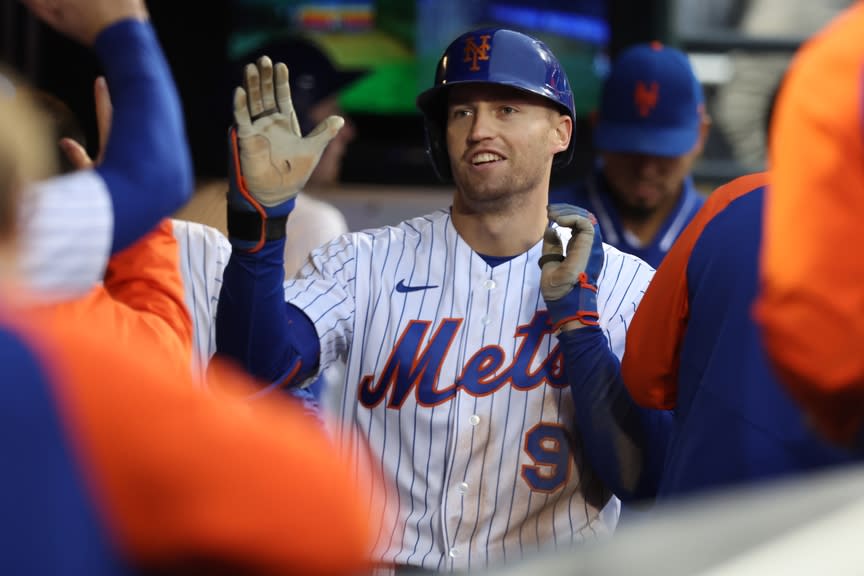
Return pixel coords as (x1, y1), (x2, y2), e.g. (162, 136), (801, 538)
(16, 0), (192, 300)
(551, 42), (710, 268)
(544, 173), (855, 506)
(35, 76), (193, 374)
(55, 74), (230, 379)
(0, 2), (380, 574)
(216, 28), (653, 572)
(756, 1), (864, 446)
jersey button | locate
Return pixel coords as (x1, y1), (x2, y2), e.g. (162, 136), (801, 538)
(469, 414), (481, 426)
(448, 548), (460, 558)
(483, 279), (496, 290)
(456, 481), (469, 494)
(481, 316), (492, 326)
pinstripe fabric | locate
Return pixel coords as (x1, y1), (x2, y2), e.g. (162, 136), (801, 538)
(171, 219), (231, 381)
(285, 209), (654, 572)
(19, 172), (112, 299)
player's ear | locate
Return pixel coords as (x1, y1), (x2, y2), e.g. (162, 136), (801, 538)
(550, 112), (572, 155)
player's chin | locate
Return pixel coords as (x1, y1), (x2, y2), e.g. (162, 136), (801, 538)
(456, 164), (504, 187)
(458, 182), (513, 209)
(619, 197), (660, 219)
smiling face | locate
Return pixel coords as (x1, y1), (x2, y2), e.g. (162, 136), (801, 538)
(445, 83), (571, 212)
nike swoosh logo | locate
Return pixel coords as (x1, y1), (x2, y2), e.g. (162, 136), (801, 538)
(396, 279), (439, 293)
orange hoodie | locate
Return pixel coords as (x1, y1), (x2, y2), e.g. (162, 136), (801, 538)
(757, 1), (864, 444)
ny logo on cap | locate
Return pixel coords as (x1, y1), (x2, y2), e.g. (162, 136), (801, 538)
(463, 35), (492, 72)
(634, 81), (659, 117)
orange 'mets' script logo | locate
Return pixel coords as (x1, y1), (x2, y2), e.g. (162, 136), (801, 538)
(463, 35), (492, 71)
(634, 81), (659, 117)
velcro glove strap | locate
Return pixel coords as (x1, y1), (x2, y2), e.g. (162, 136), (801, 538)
(540, 203), (605, 331)
(227, 207), (289, 242)
(542, 272), (600, 330)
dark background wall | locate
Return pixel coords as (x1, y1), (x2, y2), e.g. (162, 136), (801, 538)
(1, 0), (668, 186)
(1, 0), (232, 180)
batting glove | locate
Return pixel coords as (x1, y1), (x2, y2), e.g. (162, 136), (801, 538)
(539, 203), (605, 331)
(227, 55), (344, 252)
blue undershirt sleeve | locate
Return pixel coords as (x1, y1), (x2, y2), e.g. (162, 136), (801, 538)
(93, 19), (193, 253)
(559, 327), (672, 501)
(216, 238), (320, 392)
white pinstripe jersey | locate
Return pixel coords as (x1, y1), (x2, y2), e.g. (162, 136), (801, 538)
(20, 172), (113, 300)
(170, 213), (347, 384)
(170, 219), (231, 380)
(287, 208), (654, 573)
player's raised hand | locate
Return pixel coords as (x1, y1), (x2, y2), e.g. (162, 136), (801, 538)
(60, 76), (112, 170)
(229, 56), (344, 213)
(539, 203), (605, 330)
(19, 0), (149, 47)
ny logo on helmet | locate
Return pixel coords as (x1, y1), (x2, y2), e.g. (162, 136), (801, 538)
(463, 34), (492, 72)
(634, 81), (659, 117)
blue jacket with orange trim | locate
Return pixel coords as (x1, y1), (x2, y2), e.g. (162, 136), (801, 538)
(564, 173), (855, 502)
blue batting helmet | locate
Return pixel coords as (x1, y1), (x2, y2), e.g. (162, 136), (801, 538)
(416, 27), (576, 182)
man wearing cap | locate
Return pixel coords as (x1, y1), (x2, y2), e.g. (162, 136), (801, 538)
(552, 42), (710, 268)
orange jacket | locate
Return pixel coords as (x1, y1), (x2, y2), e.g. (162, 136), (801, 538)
(52, 326), (377, 574)
(6, 304), (378, 575)
(756, 2), (864, 444)
(33, 219), (192, 372)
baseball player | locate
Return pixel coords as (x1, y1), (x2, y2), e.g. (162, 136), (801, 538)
(215, 28), (653, 572)
(554, 171), (856, 507)
(39, 72), (200, 381)
(550, 43), (709, 269)
(54, 71), (244, 388)
(756, 1), (864, 446)
(14, 0), (192, 301)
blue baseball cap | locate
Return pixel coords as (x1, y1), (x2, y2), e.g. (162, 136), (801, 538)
(594, 42), (704, 157)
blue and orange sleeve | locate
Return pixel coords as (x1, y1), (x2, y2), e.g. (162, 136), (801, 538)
(623, 172), (768, 409)
(756, 3), (864, 444)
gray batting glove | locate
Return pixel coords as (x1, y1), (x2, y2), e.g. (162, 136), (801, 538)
(232, 56), (344, 210)
(540, 204), (605, 329)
